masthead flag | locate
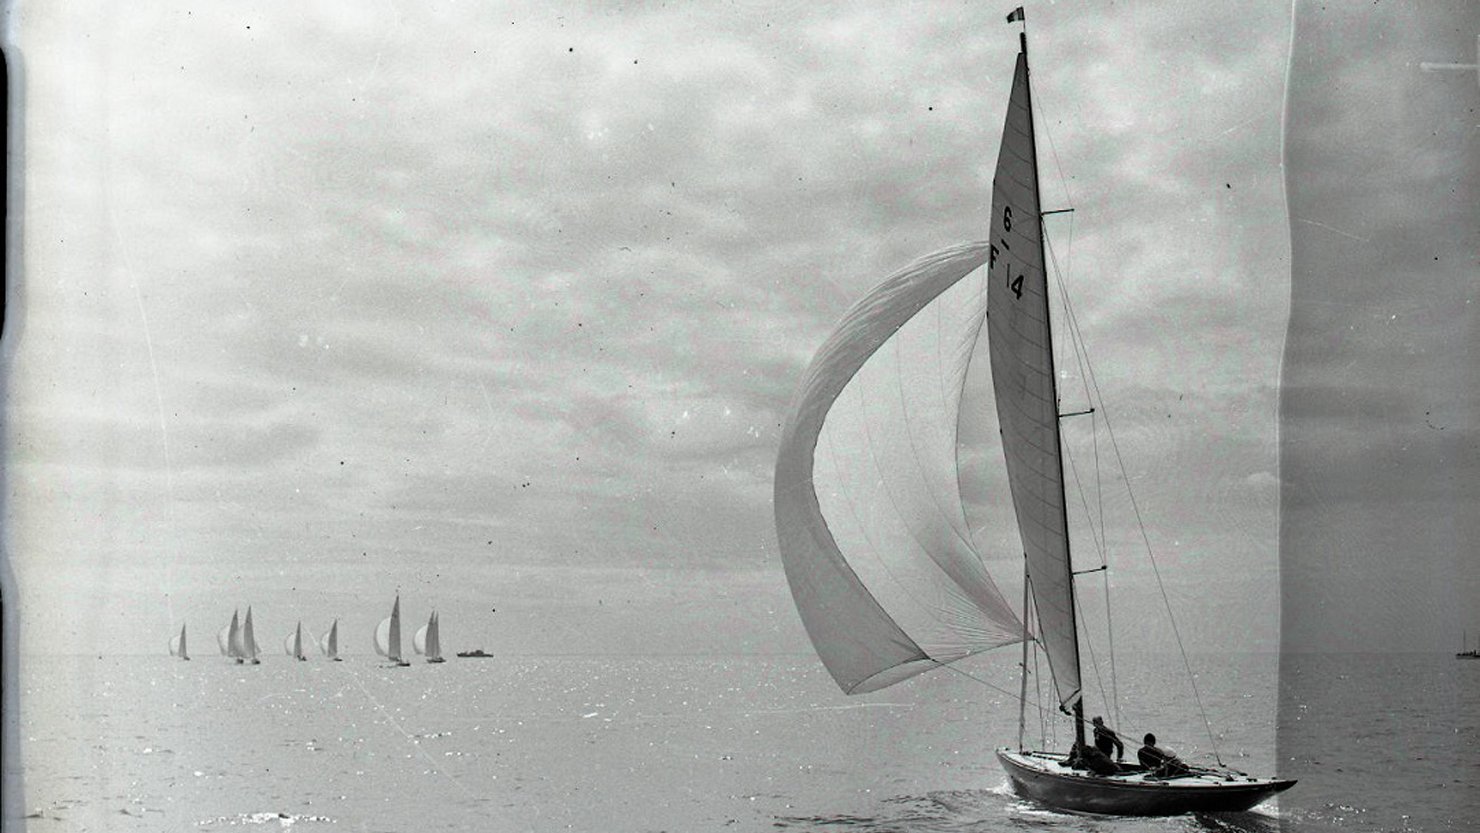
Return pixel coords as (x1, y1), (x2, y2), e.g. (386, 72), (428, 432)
(1006, 7), (1024, 23)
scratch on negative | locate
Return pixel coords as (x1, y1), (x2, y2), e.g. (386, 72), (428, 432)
(1292, 217), (1370, 243)
(113, 207), (179, 618)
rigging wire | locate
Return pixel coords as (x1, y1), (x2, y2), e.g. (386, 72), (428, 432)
(1069, 569), (1114, 732)
(1041, 231), (1225, 766)
(1044, 229), (1124, 736)
(943, 646), (1223, 767)
(932, 656), (1063, 726)
(1033, 637), (1050, 749)
(1031, 63), (1130, 737)
(1101, 563), (1121, 732)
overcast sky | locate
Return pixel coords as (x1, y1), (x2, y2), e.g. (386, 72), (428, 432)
(2, 1), (1469, 659)
(1280, 0), (1479, 653)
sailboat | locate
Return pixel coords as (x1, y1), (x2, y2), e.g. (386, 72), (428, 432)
(319, 619), (342, 661)
(242, 606), (262, 665)
(414, 611), (445, 663)
(1458, 631), (1480, 659)
(284, 621), (307, 661)
(226, 609), (246, 664)
(374, 595), (411, 667)
(773, 11), (1294, 816)
(168, 623), (190, 660)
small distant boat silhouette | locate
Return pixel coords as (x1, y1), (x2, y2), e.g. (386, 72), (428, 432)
(456, 649), (491, 658)
(1458, 630), (1480, 659)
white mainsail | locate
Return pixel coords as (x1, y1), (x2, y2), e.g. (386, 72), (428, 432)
(227, 609), (245, 660)
(374, 595), (407, 664)
(320, 619), (340, 660)
(427, 612), (443, 662)
(985, 50), (1081, 711)
(169, 624), (189, 660)
(284, 621), (306, 660)
(243, 606), (261, 663)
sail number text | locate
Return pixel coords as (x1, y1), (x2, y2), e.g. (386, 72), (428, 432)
(991, 205), (1025, 300)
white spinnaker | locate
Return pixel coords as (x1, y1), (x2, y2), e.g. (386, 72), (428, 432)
(776, 243), (1026, 695)
(374, 617), (391, 657)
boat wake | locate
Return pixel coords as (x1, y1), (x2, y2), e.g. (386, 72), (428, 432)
(775, 790), (1032, 833)
(195, 811), (335, 828)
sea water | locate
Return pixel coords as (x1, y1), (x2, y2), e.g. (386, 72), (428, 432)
(9, 652), (1474, 831)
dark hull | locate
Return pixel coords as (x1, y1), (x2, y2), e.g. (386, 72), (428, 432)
(997, 750), (1295, 816)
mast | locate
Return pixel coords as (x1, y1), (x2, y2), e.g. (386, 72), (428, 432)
(1017, 562), (1031, 750)
(1018, 15), (1087, 752)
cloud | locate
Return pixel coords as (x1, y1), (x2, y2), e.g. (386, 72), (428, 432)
(7, 2), (1306, 653)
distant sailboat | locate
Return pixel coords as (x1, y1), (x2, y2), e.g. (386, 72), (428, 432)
(319, 619), (342, 661)
(427, 612), (445, 663)
(1459, 630), (1480, 659)
(415, 611), (446, 663)
(169, 623), (190, 660)
(227, 609), (245, 664)
(284, 621), (307, 661)
(374, 595), (411, 667)
(242, 606), (262, 665)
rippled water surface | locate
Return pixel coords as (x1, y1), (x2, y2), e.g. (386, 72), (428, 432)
(10, 653), (1471, 831)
